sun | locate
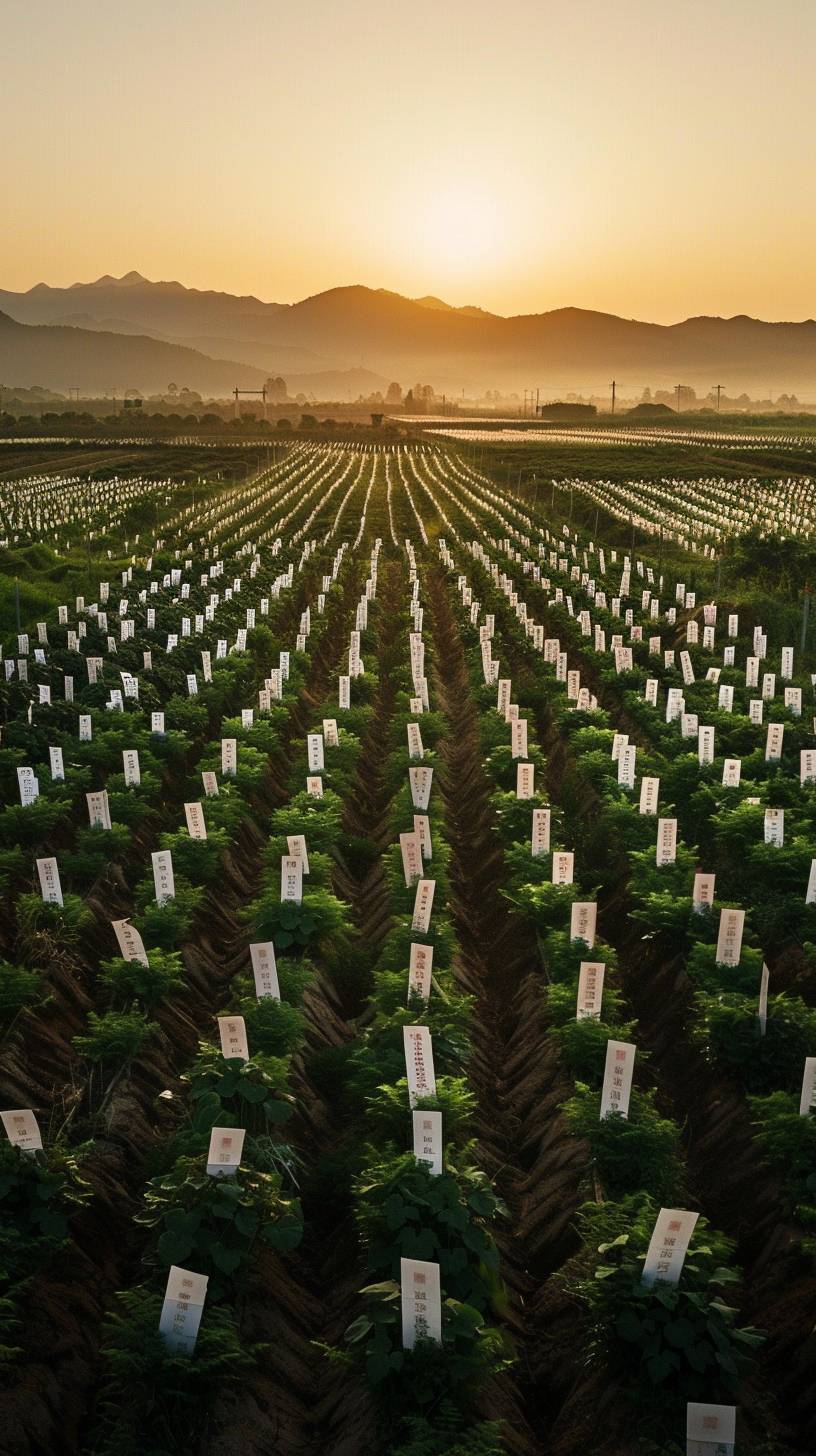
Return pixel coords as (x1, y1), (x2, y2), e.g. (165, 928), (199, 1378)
(413, 182), (506, 276)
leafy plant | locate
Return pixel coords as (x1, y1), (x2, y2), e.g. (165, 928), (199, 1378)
(137, 1155), (302, 1295)
(90, 1286), (259, 1456)
(565, 1196), (764, 1414)
(354, 1150), (506, 1313)
(99, 949), (185, 1011)
(73, 1009), (157, 1066)
(563, 1085), (683, 1201)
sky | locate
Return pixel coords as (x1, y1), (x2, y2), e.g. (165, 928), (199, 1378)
(2, 0), (815, 323)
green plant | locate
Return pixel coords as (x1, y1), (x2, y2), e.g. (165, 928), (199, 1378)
(15, 892), (93, 957)
(566, 1197), (764, 1414)
(0, 1143), (91, 1286)
(90, 1286), (259, 1456)
(0, 959), (45, 1022)
(99, 949), (185, 1011)
(337, 1279), (510, 1411)
(693, 991), (816, 1093)
(73, 1009), (156, 1065)
(563, 1085), (683, 1201)
(749, 1092), (816, 1225)
(186, 1044), (295, 1136)
(246, 885), (352, 953)
(354, 1150), (506, 1313)
(137, 1155), (302, 1294)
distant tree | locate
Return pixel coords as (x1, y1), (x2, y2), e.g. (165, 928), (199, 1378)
(277, 418), (292, 431)
(405, 389), (415, 407)
(386, 381), (403, 404)
(300, 413), (317, 428)
(264, 376), (288, 403)
(167, 383), (178, 397)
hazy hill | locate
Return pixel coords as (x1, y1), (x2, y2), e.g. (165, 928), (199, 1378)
(0, 312), (269, 396)
(3, 273), (816, 395)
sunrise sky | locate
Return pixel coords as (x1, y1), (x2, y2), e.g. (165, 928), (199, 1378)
(3, 0), (814, 322)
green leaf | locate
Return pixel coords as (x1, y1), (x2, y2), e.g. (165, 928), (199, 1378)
(211, 1242), (243, 1274)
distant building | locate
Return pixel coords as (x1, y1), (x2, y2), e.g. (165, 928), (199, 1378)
(536, 402), (597, 420)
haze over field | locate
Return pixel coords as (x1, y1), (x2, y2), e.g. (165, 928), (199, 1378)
(5, 275), (816, 399)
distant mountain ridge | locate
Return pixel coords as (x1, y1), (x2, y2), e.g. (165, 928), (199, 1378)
(2, 272), (816, 397)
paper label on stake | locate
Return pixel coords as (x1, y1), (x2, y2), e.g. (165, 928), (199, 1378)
(400, 831), (423, 886)
(17, 767), (39, 806)
(221, 738), (237, 777)
(159, 1266), (208, 1355)
(281, 855), (303, 905)
(715, 908), (744, 966)
(686, 1401), (736, 1456)
(411, 879), (435, 932)
(552, 851), (574, 885)
(798, 1055), (816, 1115)
(86, 789), (112, 830)
(286, 835), (309, 874)
(307, 733), (325, 772)
(412, 1110), (443, 1176)
(49, 747), (64, 781)
(618, 745), (637, 788)
(403, 1025), (436, 1104)
(400, 1257), (442, 1349)
(151, 850), (175, 905)
(722, 758), (741, 788)
(642, 1208), (699, 1287)
(656, 818), (677, 866)
(600, 1039), (636, 1119)
(218, 1015), (249, 1062)
(516, 762), (535, 798)
(577, 962), (605, 1019)
(511, 718), (528, 759)
(698, 726), (715, 766)
(1, 1109), (43, 1152)
(408, 766), (433, 810)
(532, 807), (551, 855)
(639, 777), (659, 815)
(758, 963), (769, 1036)
(306, 775), (323, 797)
(693, 872), (716, 912)
(408, 942), (433, 1000)
(765, 723), (784, 761)
(807, 860), (816, 905)
(764, 808), (784, 846)
(37, 856), (63, 905)
(206, 1127), (245, 1178)
(407, 723), (424, 760)
(202, 770), (219, 798)
(413, 814), (432, 861)
(570, 901), (597, 946)
(184, 802), (207, 839)
(323, 718), (339, 747)
(250, 942), (280, 999)
(112, 918), (149, 966)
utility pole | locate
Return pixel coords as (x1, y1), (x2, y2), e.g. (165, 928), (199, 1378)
(675, 384), (682, 413)
(714, 384), (723, 412)
(610, 380), (616, 415)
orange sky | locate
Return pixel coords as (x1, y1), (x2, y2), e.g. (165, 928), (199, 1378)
(3, 0), (815, 322)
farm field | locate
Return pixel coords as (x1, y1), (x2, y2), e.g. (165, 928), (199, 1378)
(2, 441), (816, 1456)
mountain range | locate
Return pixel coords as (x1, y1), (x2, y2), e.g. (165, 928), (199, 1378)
(2, 271), (816, 400)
